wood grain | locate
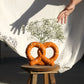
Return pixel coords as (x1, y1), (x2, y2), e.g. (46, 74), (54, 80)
(21, 64), (60, 72)
(49, 73), (56, 84)
(44, 73), (49, 84)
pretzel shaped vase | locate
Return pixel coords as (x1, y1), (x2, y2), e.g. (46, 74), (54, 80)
(26, 42), (59, 66)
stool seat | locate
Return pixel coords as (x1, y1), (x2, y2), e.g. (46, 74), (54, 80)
(21, 64), (60, 84)
(21, 64), (60, 72)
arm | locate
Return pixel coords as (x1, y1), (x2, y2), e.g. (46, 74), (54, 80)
(57, 0), (82, 24)
(71, 0), (82, 5)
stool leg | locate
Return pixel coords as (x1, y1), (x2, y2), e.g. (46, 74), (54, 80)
(31, 74), (37, 84)
(27, 74), (32, 84)
(49, 73), (56, 84)
(44, 73), (49, 84)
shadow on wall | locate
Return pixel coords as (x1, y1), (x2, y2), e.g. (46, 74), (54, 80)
(10, 0), (70, 34)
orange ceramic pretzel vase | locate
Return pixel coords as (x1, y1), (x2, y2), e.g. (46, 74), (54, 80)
(38, 42), (59, 66)
(26, 42), (46, 66)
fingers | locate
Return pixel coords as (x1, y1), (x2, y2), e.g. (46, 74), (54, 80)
(57, 13), (67, 24)
(64, 15), (67, 24)
(61, 14), (64, 24)
(57, 13), (64, 23)
(57, 8), (74, 24)
(57, 10), (68, 24)
(57, 3), (75, 24)
(57, 10), (67, 19)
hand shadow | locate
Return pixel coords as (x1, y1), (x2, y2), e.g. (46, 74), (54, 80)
(10, 0), (70, 35)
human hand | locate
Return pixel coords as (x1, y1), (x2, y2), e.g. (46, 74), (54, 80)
(57, 3), (76, 24)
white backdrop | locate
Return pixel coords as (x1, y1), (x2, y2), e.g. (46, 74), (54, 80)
(0, 0), (84, 73)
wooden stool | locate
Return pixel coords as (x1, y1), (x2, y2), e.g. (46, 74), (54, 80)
(21, 64), (60, 84)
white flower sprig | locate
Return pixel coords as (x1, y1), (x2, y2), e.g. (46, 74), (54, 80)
(22, 18), (64, 43)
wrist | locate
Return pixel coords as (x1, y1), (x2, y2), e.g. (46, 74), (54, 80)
(66, 1), (76, 10)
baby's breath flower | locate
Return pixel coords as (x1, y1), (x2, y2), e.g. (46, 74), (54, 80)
(22, 18), (64, 43)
